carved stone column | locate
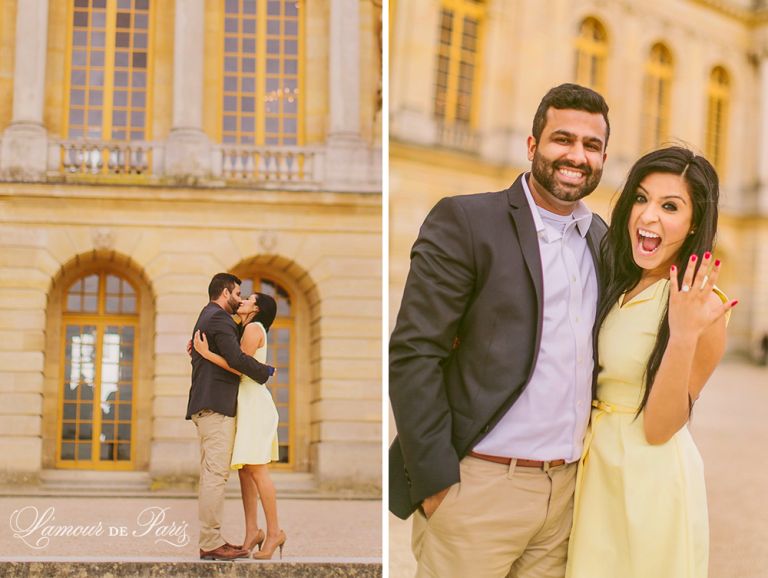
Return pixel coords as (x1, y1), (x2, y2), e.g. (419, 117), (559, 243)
(1, 0), (49, 181)
(324, 0), (372, 189)
(164, 0), (211, 179)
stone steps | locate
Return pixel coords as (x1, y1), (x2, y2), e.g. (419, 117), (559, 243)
(19, 470), (325, 499)
(1, 558), (382, 577)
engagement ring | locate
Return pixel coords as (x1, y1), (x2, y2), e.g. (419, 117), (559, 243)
(681, 284), (691, 293)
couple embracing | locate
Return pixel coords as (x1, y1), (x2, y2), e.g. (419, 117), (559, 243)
(185, 273), (287, 561)
(390, 84), (737, 577)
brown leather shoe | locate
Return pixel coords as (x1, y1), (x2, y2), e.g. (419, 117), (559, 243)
(199, 543), (250, 560)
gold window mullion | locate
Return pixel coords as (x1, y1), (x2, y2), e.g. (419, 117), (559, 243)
(91, 321), (105, 464)
(102, 0), (118, 141)
(443, 12), (463, 124)
(297, 0), (305, 145)
(468, 15), (484, 129)
(62, 0), (75, 138)
(256, 0), (267, 144)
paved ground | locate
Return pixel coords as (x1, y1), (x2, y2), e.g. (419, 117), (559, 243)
(0, 495), (381, 562)
(388, 360), (768, 578)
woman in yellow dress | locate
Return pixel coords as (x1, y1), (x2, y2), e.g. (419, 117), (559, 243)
(566, 147), (737, 578)
(194, 292), (287, 560)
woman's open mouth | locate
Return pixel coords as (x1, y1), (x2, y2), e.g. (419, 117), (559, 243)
(637, 228), (662, 255)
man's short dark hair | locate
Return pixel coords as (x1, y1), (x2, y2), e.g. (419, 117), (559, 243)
(208, 273), (241, 300)
(532, 83), (610, 149)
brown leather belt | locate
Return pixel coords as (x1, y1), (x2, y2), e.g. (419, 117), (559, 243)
(468, 450), (566, 468)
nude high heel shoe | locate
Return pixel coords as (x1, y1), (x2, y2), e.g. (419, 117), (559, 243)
(252, 530), (286, 560)
(235, 528), (265, 553)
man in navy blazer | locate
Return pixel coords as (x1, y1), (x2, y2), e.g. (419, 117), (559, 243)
(186, 273), (275, 560)
(389, 84), (610, 577)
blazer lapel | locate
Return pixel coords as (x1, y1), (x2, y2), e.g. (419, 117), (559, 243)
(506, 177), (544, 309)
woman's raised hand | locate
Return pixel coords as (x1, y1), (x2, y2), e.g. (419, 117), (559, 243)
(668, 252), (737, 341)
(193, 329), (210, 356)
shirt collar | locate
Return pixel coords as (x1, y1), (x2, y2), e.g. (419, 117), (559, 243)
(522, 172), (593, 239)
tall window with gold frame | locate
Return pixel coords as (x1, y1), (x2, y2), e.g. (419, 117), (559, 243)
(433, 0), (485, 128)
(641, 43), (674, 151)
(58, 272), (138, 470)
(221, 0), (303, 146)
(64, 0), (152, 142)
(705, 66), (730, 176)
(238, 275), (295, 468)
(574, 17), (608, 93)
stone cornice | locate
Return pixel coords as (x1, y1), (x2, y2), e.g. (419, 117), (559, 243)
(688, 0), (768, 25)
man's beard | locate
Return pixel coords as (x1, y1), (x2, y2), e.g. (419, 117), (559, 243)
(531, 151), (602, 203)
(226, 294), (240, 314)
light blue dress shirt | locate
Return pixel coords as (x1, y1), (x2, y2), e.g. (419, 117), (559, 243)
(473, 174), (598, 462)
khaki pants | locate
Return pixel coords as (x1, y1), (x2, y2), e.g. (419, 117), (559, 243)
(412, 456), (577, 578)
(191, 409), (236, 551)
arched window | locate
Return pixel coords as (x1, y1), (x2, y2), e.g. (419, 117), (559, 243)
(221, 0), (302, 145)
(58, 272), (138, 469)
(64, 0), (152, 142)
(238, 275), (295, 467)
(574, 17), (608, 93)
(706, 66), (730, 175)
(642, 43), (674, 151)
(433, 0), (485, 127)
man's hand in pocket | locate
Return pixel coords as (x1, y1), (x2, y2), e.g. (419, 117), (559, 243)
(422, 486), (451, 519)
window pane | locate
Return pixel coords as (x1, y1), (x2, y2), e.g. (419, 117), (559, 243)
(106, 296), (119, 313)
(134, 13), (148, 29)
(61, 443), (75, 460)
(78, 443), (91, 460)
(133, 52), (147, 68)
(114, 91), (128, 106)
(131, 92), (146, 107)
(119, 404), (132, 421)
(64, 404), (76, 420)
(123, 296), (136, 313)
(88, 110), (102, 126)
(116, 12), (131, 28)
(74, 11), (89, 27)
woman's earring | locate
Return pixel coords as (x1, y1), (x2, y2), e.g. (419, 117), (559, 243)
(689, 229), (696, 236)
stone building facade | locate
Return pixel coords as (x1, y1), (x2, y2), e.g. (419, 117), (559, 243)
(390, 0), (768, 358)
(0, 0), (382, 492)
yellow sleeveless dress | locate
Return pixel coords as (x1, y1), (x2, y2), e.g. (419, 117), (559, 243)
(566, 279), (724, 578)
(230, 322), (279, 468)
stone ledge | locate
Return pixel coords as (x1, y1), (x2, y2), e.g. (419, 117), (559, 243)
(0, 558), (382, 577)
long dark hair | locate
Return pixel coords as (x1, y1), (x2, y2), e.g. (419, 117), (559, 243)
(597, 146), (719, 415)
(251, 292), (277, 333)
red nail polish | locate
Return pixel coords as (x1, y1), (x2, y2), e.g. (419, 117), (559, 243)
(732, 300), (739, 307)
(704, 252), (711, 260)
(691, 255), (697, 262)
(670, 265), (676, 272)
(715, 259), (721, 267)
